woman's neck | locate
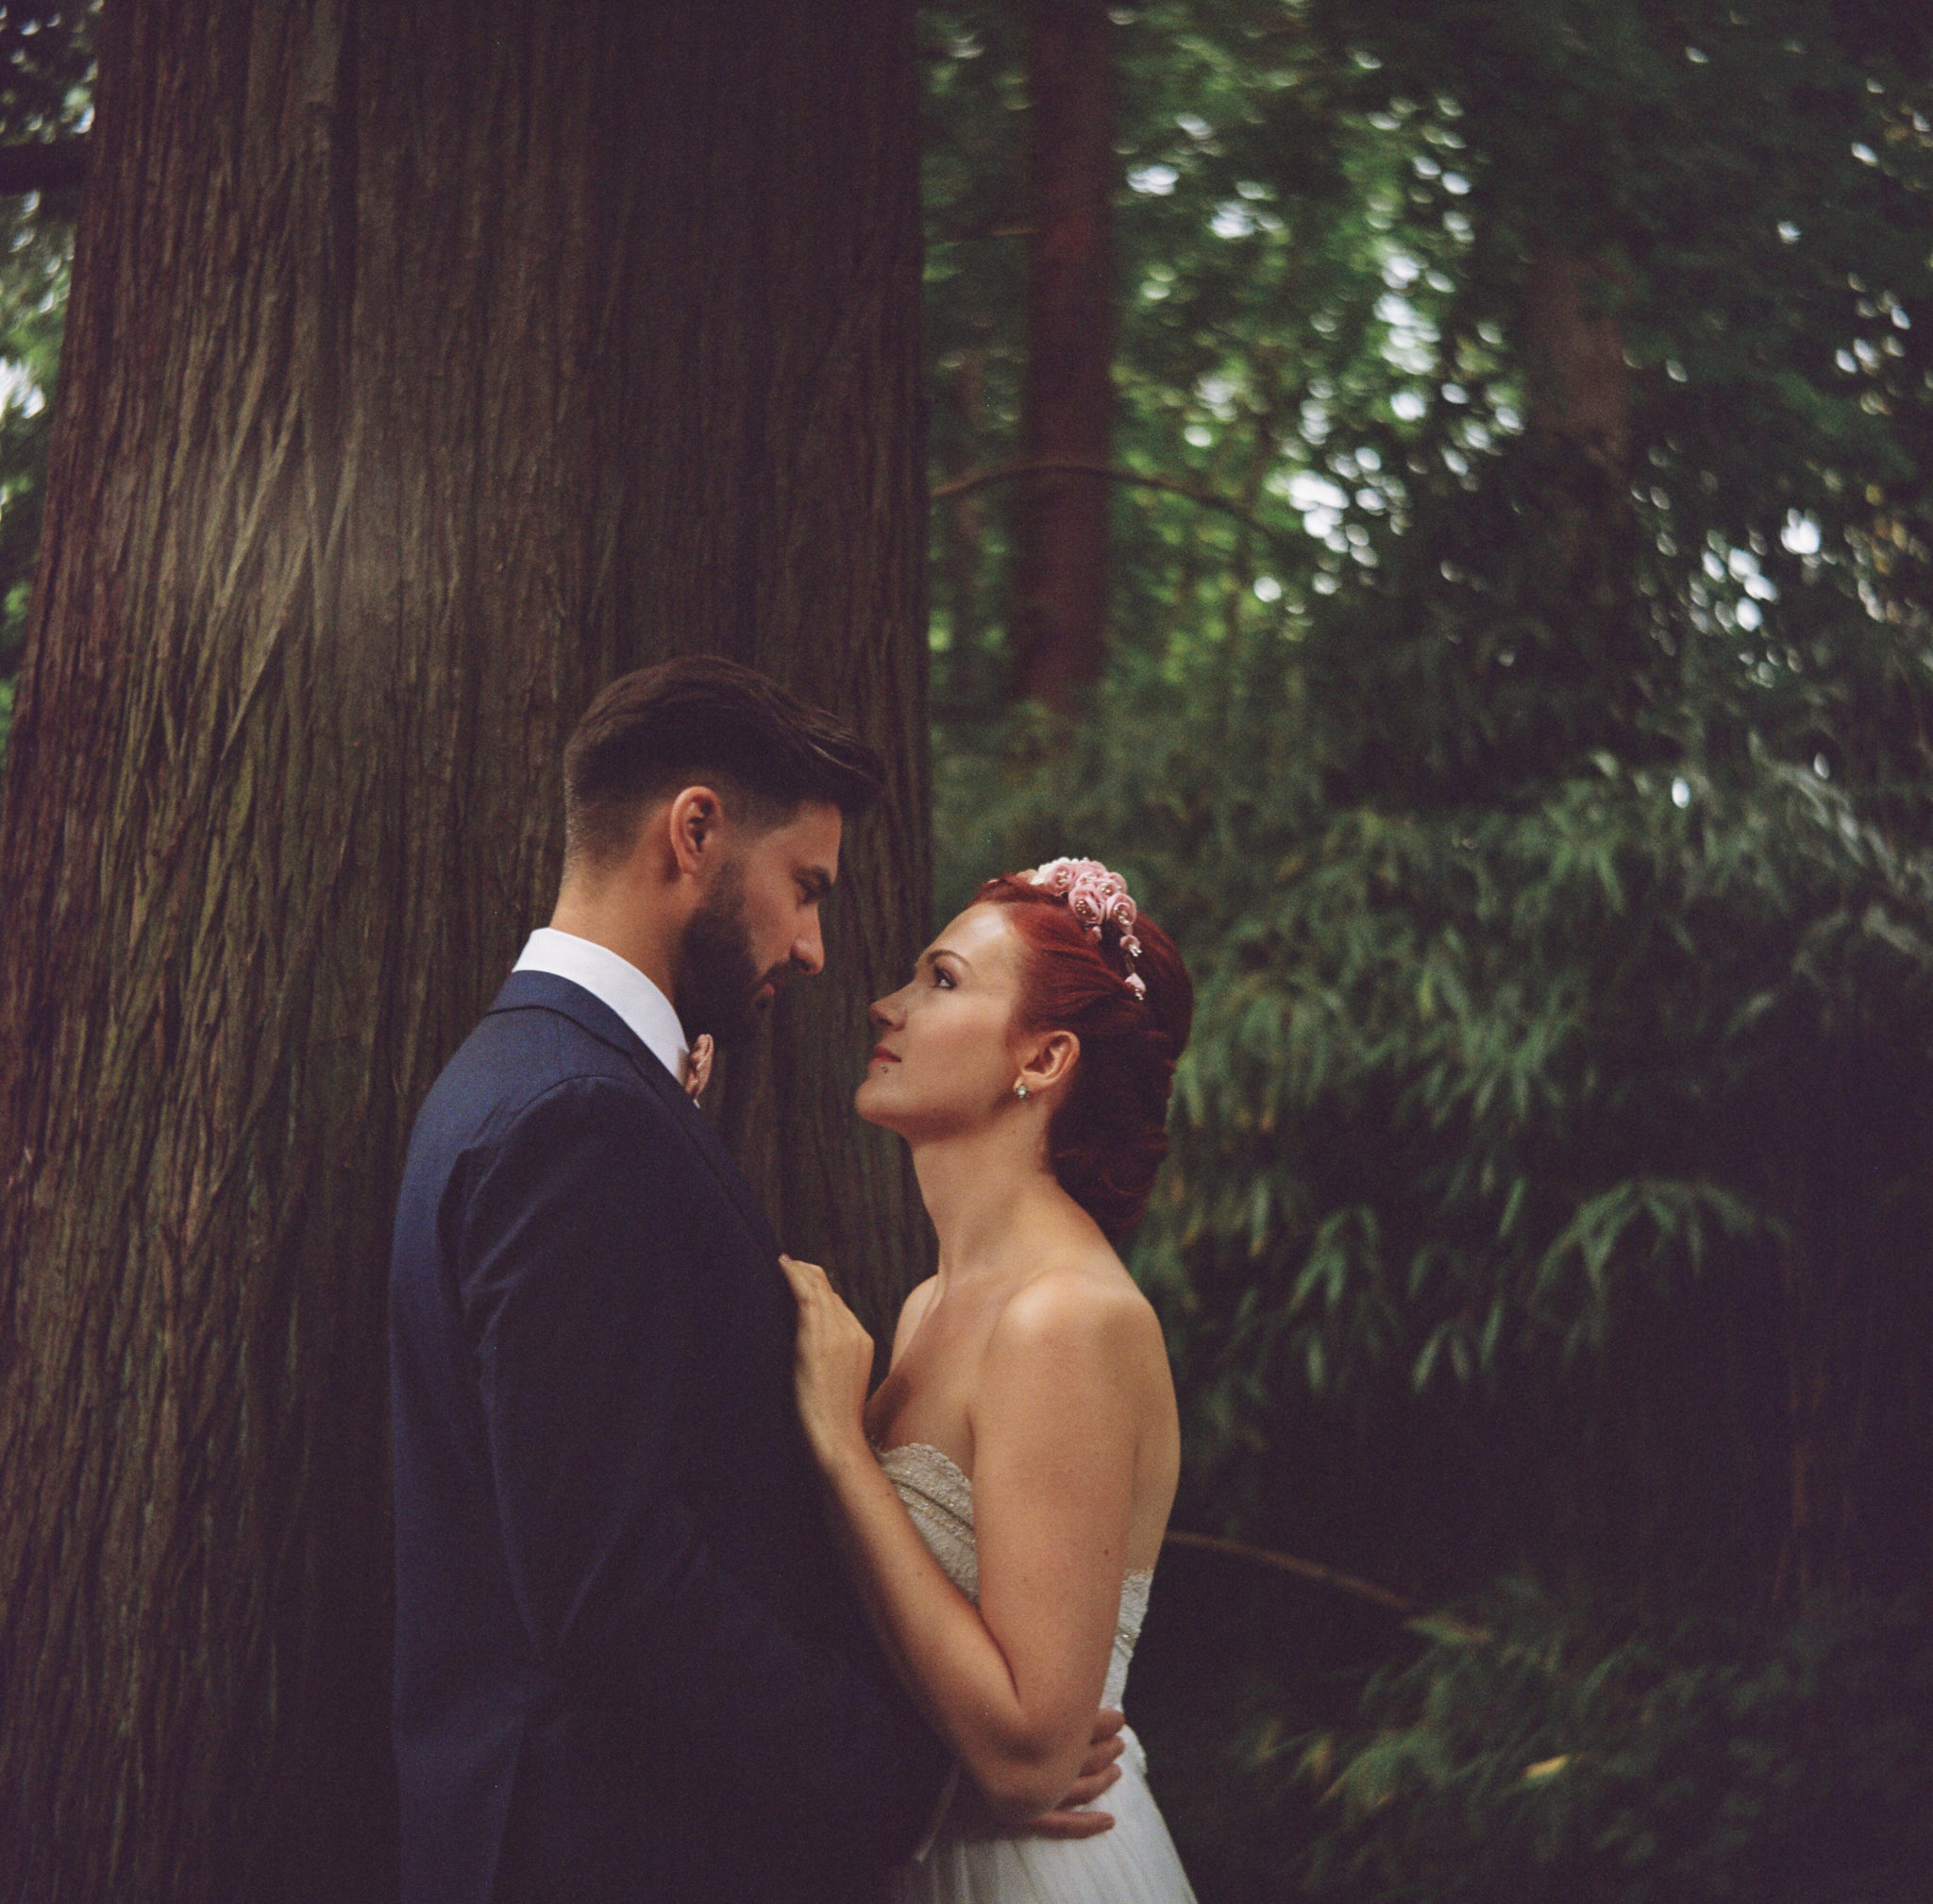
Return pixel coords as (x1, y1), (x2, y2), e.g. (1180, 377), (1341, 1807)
(909, 1123), (1088, 1288)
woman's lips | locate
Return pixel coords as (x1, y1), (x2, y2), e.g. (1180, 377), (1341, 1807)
(870, 1045), (899, 1066)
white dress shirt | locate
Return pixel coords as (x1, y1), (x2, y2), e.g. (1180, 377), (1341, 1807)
(513, 927), (688, 1082)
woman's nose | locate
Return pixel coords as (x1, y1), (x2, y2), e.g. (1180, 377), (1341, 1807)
(868, 992), (899, 1030)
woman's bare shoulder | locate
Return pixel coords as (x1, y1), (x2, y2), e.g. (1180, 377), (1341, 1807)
(988, 1246), (1165, 1372)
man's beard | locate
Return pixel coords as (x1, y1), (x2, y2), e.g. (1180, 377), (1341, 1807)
(674, 860), (775, 1050)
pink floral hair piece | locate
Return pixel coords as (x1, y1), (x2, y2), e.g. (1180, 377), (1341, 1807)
(1024, 856), (1148, 1001)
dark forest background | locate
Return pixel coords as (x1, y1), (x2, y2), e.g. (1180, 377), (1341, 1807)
(3, 3), (1932, 1899)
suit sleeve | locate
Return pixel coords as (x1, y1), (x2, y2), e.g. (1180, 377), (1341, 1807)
(455, 1074), (950, 1869)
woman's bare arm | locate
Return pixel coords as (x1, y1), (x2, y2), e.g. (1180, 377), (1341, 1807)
(781, 1255), (1144, 1825)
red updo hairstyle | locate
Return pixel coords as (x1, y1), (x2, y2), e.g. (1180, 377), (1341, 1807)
(975, 873), (1194, 1242)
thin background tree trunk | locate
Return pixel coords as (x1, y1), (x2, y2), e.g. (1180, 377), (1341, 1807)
(0, 3), (930, 1897)
(1011, 0), (1118, 707)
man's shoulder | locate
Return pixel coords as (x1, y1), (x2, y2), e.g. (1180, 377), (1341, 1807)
(410, 995), (669, 1165)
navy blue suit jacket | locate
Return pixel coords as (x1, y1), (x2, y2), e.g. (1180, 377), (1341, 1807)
(391, 972), (950, 1903)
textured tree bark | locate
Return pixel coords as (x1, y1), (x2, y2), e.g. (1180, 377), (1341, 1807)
(1011, 0), (1118, 707)
(0, 3), (930, 1898)
(1522, 248), (1631, 482)
(1521, 245), (1634, 587)
(1515, 244), (1642, 750)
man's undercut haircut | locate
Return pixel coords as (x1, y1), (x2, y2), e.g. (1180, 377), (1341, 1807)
(563, 655), (886, 869)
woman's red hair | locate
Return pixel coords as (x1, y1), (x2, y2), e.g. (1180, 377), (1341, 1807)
(975, 874), (1194, 1241)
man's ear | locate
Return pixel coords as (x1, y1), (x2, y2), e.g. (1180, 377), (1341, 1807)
(666, 785), (723, 879)
(1018, 1029), (1080, 1097)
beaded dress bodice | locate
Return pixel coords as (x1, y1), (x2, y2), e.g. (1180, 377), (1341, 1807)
(876, 1441), (1153, 1709)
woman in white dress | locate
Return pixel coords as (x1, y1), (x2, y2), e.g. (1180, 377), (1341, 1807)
(779, 860), (1199, 1904)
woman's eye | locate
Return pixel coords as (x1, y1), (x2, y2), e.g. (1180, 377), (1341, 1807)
(933, 968), (954, 988)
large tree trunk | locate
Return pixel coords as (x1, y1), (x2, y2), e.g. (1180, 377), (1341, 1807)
(0, 4), (929, 1898)
(1011, 0), (1117, 707)
(1521, 245), (1634, 614)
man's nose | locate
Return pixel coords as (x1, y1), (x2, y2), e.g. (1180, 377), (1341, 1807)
(791, 918), (826, 978)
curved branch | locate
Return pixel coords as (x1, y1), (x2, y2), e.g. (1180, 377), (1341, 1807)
(1162, 1528), (1415, 1614)
(0, 138), (90, 196)
(933, 457), (1303, 553)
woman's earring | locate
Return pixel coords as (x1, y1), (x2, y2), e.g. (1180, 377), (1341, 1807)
(1014, 1082), (1030, 1100)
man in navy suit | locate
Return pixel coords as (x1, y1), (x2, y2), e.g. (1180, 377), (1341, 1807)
(391, 659), (1119, 1903)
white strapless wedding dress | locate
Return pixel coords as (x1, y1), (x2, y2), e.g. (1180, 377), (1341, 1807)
(879, 1442), (1199, 1904)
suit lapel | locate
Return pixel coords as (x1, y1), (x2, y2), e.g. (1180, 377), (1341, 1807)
(485, 972), (782, 1256)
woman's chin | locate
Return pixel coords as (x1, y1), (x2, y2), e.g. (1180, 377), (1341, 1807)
(853, 1073), (896, 1128)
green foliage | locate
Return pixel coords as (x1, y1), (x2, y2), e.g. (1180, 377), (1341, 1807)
(1302, 1585), (1933, 1902)
(0, 3), (89, 760)
(927, 4), (1933, 1896)
(934, 637), (1933, 1598)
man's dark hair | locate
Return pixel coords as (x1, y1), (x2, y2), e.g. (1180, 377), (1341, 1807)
(563, 656), (885, 868)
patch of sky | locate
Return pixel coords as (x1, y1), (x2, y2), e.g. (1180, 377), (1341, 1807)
(1736, 598), (1762, 632)
(1444, 210), (1473, 243)
(1413, 154), (1441, 178)
(1381, 250), (1420, 290)
(1781, 511), (1823, 555)
(1212, 202), (1256, 239)
(0, 362), (44, 414)
(1390, 391), (1426, 422)
(1129, 163), (1179, 195)
(1288, 471), (1350, 543)
(1442, 173), (1470, 195)
(1176, 113), (1212, 141)
(1375, 291), (1438, 377)
(1727, 548), (1778, 599)
(1252, 575), (1283, 602)
(1852, 143), (1877, 165)
(1184, 423), (1213, 447)
(1197, 374), (1239, 418)
(1778, 220), (1801, 244)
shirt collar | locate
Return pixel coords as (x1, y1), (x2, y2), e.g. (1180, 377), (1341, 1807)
(512, 927), (689, 1081)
